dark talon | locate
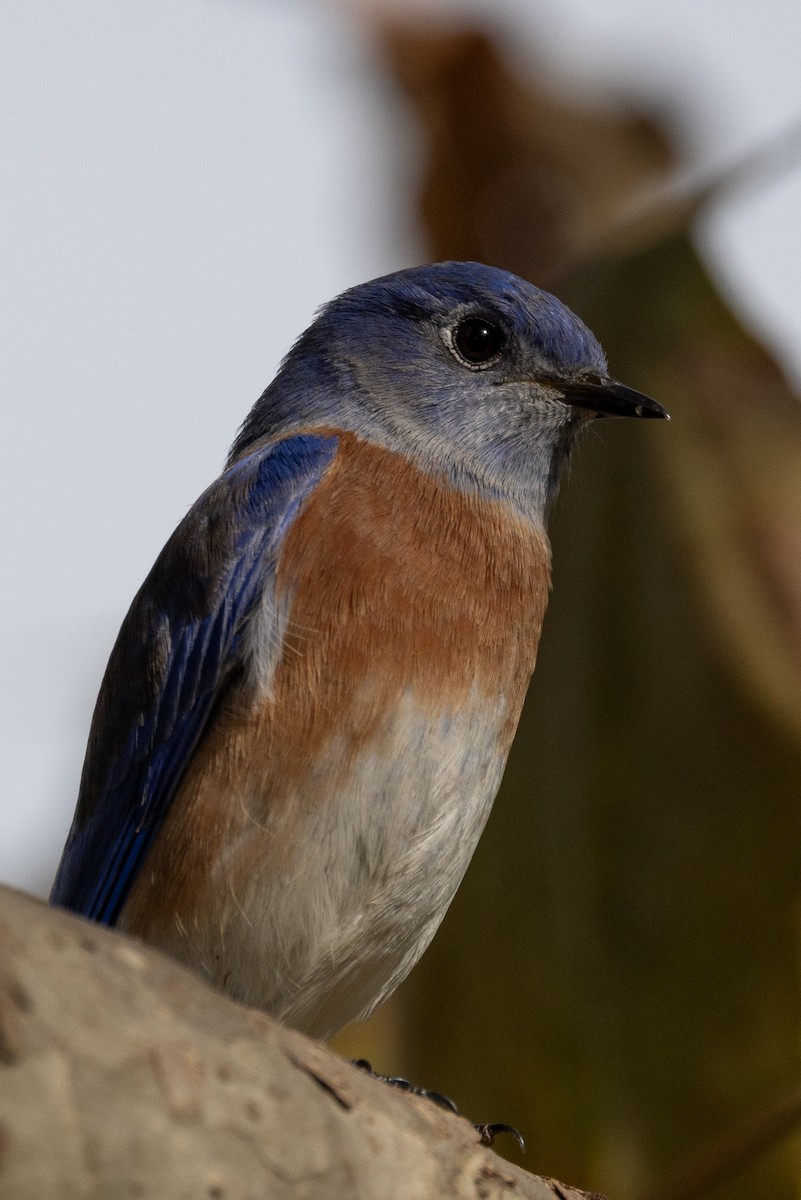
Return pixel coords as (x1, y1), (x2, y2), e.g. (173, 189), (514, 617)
(350, 1059), (459, 1113)
(352, 1058), (520, 1146)
(385, 1075), (414, 1092)
(475, 1122), (526, 1153)
(419, 1088), (459, 1114)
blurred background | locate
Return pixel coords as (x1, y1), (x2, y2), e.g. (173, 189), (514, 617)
(3, 1), (801, 1197)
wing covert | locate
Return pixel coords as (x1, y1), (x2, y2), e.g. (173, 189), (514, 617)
(50, 433), (339, 923)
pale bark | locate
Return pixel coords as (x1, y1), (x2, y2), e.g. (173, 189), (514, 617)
(0, 885), (599, 1199)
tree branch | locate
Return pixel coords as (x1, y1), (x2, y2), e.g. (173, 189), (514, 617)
(0, 885), (599, 1199)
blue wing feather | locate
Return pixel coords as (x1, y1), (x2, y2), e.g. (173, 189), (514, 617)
(50, 433), (339, 923)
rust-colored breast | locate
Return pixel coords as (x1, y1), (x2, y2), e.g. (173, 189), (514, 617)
(121, 433), (551, 945)
(269, 432), (552, 762)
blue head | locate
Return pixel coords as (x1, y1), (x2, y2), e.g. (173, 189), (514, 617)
(230, 262), (666, 519)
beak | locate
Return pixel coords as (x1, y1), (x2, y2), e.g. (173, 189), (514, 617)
(559, 377), (669, 420)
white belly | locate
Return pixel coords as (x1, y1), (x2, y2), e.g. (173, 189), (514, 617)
(198, 687), (509, 1038)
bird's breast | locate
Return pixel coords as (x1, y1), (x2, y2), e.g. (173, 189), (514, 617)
(265, 430), (552, 751)
(121, 433), (552, 1033)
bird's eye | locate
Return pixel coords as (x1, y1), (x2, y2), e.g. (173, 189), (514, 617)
(450, 317), (506, 367)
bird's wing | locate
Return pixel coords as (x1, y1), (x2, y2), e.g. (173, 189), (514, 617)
(50, 432), (339, 924)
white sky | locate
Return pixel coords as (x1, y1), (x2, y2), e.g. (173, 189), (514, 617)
(2, 0), (800, 895)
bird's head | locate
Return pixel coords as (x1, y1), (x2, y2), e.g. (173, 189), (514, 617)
(231, 261), (667, 521)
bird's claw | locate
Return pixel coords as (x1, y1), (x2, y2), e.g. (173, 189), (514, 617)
(353, 1060), (524, 1147)
(352, 1059), (458, 1112)
(475, 1122), (526, 1153)
(351, 1058), (375, 1074)
(418, 1087), (459, 1113)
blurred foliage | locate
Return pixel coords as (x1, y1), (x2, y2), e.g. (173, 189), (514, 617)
(334, 21), (801, 1200)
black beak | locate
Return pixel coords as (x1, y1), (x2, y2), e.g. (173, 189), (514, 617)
(560, 377), (669, 420)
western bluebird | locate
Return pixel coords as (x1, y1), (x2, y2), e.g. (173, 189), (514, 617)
(50, 261), (667, 1038)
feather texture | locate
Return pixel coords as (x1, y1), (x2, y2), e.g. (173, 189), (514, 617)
(119, 434), (550, 1035)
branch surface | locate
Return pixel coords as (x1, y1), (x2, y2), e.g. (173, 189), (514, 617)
(0, 885), (599, 1199)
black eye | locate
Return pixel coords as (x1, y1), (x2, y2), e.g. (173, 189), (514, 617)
(451, 317), (506, 367)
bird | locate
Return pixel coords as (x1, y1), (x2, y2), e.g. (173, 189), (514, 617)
(50, 261), (667, 1040)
